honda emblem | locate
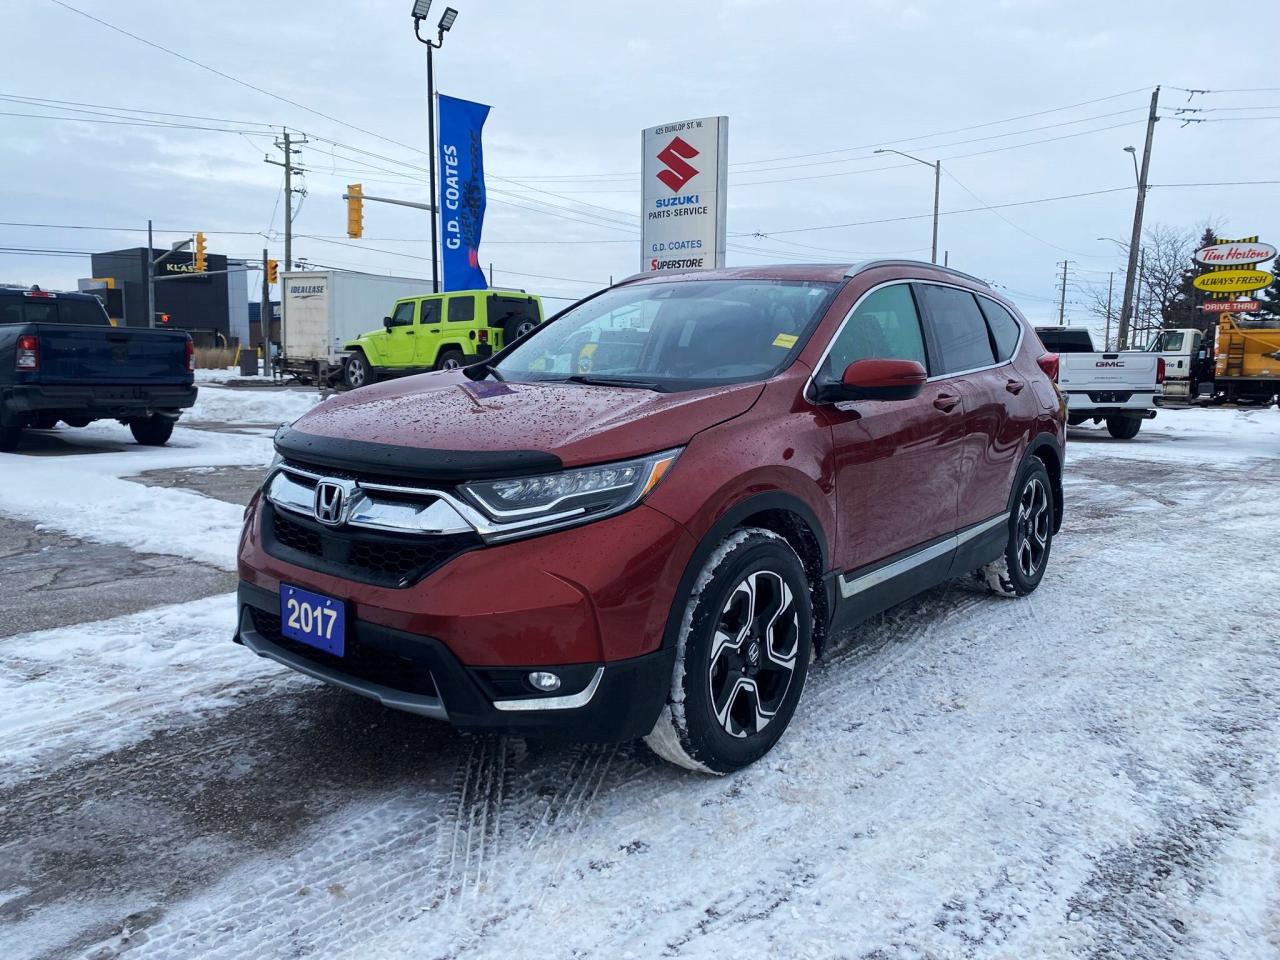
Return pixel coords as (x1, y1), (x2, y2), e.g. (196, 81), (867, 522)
(313, 480), (348, 526)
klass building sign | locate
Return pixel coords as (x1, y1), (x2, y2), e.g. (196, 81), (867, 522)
(641, 116), (728, 273)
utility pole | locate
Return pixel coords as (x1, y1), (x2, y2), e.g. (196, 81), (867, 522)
(1104, 271), (1114, 348)
(1057, 260), (1072, 325)
(265, 130), (308, 270)
(1118, 86), (1160, 350)
(261, 248), (271, 355)
(147, 219), (155, 330)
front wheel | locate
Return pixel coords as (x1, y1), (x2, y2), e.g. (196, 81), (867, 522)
(344, 351), (377, 389)
(645, 528), (813, 775)
(0, 422), (22, 452)
(1105, 415), (1142, 440)
(129, 415), (175, 446)
(975, 458), (1054, 598)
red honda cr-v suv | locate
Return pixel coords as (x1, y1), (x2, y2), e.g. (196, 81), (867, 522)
(236, 260), (1065, 773)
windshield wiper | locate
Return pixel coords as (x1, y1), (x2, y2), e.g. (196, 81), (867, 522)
(465, 361), (505, 382)
(560, 374), (662, 391)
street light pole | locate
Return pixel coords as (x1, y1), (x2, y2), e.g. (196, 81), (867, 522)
(1117, 86), (1160, 350)
(413, 3), (458, 294)
(876, 148), (940, 264)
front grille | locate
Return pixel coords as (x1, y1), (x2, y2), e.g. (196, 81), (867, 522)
(266, 507), (480, 588)
(272, 512), (323, 556)
(248, 607), (438, 699)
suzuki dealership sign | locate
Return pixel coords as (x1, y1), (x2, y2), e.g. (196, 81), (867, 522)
(641, 116), (728, 273)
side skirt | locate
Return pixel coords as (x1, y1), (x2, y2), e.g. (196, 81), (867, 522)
(829, 513), (1009, 633)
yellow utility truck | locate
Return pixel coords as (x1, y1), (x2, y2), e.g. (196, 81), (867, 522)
(1209, 314), (1280, 405)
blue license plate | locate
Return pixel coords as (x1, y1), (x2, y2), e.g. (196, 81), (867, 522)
(280, 584), (345, 656)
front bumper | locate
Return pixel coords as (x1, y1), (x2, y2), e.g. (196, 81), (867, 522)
(3, 382), (197, 418)
(235, 581), (674, 740)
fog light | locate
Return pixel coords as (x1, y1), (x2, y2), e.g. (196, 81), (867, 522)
(527, 671), (561, 693)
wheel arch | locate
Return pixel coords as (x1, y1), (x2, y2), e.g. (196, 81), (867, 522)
(661, 491), (834, 658)
(1021, 434), (1064, 534)
(434, 342), (468, 366)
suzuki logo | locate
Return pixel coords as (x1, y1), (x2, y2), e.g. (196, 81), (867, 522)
(656, 136), (700, 193)
(313, 480), (349, 526)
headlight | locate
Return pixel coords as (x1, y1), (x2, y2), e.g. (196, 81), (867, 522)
(461, 448), (681, 539)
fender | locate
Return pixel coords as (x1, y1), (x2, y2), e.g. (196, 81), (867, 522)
(658, 489), (833, 652)
(346, 337), (384, 366)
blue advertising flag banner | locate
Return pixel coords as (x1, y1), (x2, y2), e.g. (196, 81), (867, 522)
(437, 94), (491, 292)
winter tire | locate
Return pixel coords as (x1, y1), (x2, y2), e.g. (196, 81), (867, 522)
(436, 348), (466, 371)
(976, 458), (1054, 598)
(645, 528), (813, 775)
(344, 351), (377, 389)
(0, 422), (22, 452)
(129, 415), (175, 447)
(1105, 415), (1141, 440)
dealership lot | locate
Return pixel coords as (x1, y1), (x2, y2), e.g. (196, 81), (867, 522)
(2, 387), (1279, 960)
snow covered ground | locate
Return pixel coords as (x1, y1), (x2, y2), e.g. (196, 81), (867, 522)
(2, 392), (1279, 960)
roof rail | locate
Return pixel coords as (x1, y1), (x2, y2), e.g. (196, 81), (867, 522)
(845, 259), (990, 288)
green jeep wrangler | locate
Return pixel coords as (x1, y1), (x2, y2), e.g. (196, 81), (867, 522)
(342, 289), (545, 389)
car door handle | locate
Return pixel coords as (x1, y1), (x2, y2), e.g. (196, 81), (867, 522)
(933, 393), (961, 412)
(405, 330), (415, 335)
(429, 328), (441, 333)
(1005, 379), (1025, 394)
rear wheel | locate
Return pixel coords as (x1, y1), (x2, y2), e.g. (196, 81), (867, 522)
(1105, 415), (1141, 440)
(129, 415), (175, 447)
(0, 422), (21, 452)
(344, 351), (377, 389)
(436, 348), (466, 371)
(645, 528), (812, 775)
(975, 458), (1054, 598)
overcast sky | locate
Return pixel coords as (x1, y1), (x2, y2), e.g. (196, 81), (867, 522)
(4, 0), (1278, 333)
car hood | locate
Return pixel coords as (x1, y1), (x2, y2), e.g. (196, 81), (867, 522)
(279, 371), (764, 478)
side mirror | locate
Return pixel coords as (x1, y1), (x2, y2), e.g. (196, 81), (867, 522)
(813, 358), (928, 403)
(383, 316), (393, 329)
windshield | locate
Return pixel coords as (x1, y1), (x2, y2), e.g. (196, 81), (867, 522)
(494, 279), (837, 389)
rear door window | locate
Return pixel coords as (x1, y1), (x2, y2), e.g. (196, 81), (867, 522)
(448, 296), (475, 323)
(820, 283), (929, 378)
(976, 296), (1022, 362)
(915, 284), (997, 375)
(419, 300), (441, 326)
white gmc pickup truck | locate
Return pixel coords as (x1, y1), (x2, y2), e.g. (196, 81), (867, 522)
(1035, 326), (1164, 439)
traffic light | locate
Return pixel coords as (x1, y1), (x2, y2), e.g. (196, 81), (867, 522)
(194, 232), (207, 272)
(266, 259), (279, 285)
(347, 183), (364, 238)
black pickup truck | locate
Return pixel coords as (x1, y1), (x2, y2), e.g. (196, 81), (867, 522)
(1, 287), (197, 452)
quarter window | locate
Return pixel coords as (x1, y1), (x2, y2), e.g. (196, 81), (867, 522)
(915, 284), (996, 375)
(976, 296), (1022, 362)
(389, 301), (416, 327)
(820, 283), (928, 379)
(448, 296), (475, 323)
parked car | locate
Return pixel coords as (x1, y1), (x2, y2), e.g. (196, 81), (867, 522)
(1034, 326), (1163, 438)
(0, 287), (196, 452)
(236, 261), (1065, 773)
(342, 289), (545, 389)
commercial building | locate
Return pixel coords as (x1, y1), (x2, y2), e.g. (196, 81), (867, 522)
(88, 247), (247, 346)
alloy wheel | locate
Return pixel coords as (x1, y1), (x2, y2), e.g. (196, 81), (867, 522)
(347, 357), (366, 387)
(708, 570), (800, 738)
(1016, 477), (1050, 578)
(515, 320), (536, 338)
(442, 357), (462, 370)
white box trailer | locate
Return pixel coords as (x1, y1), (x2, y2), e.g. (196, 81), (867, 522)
(280, 270), (431, 382)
